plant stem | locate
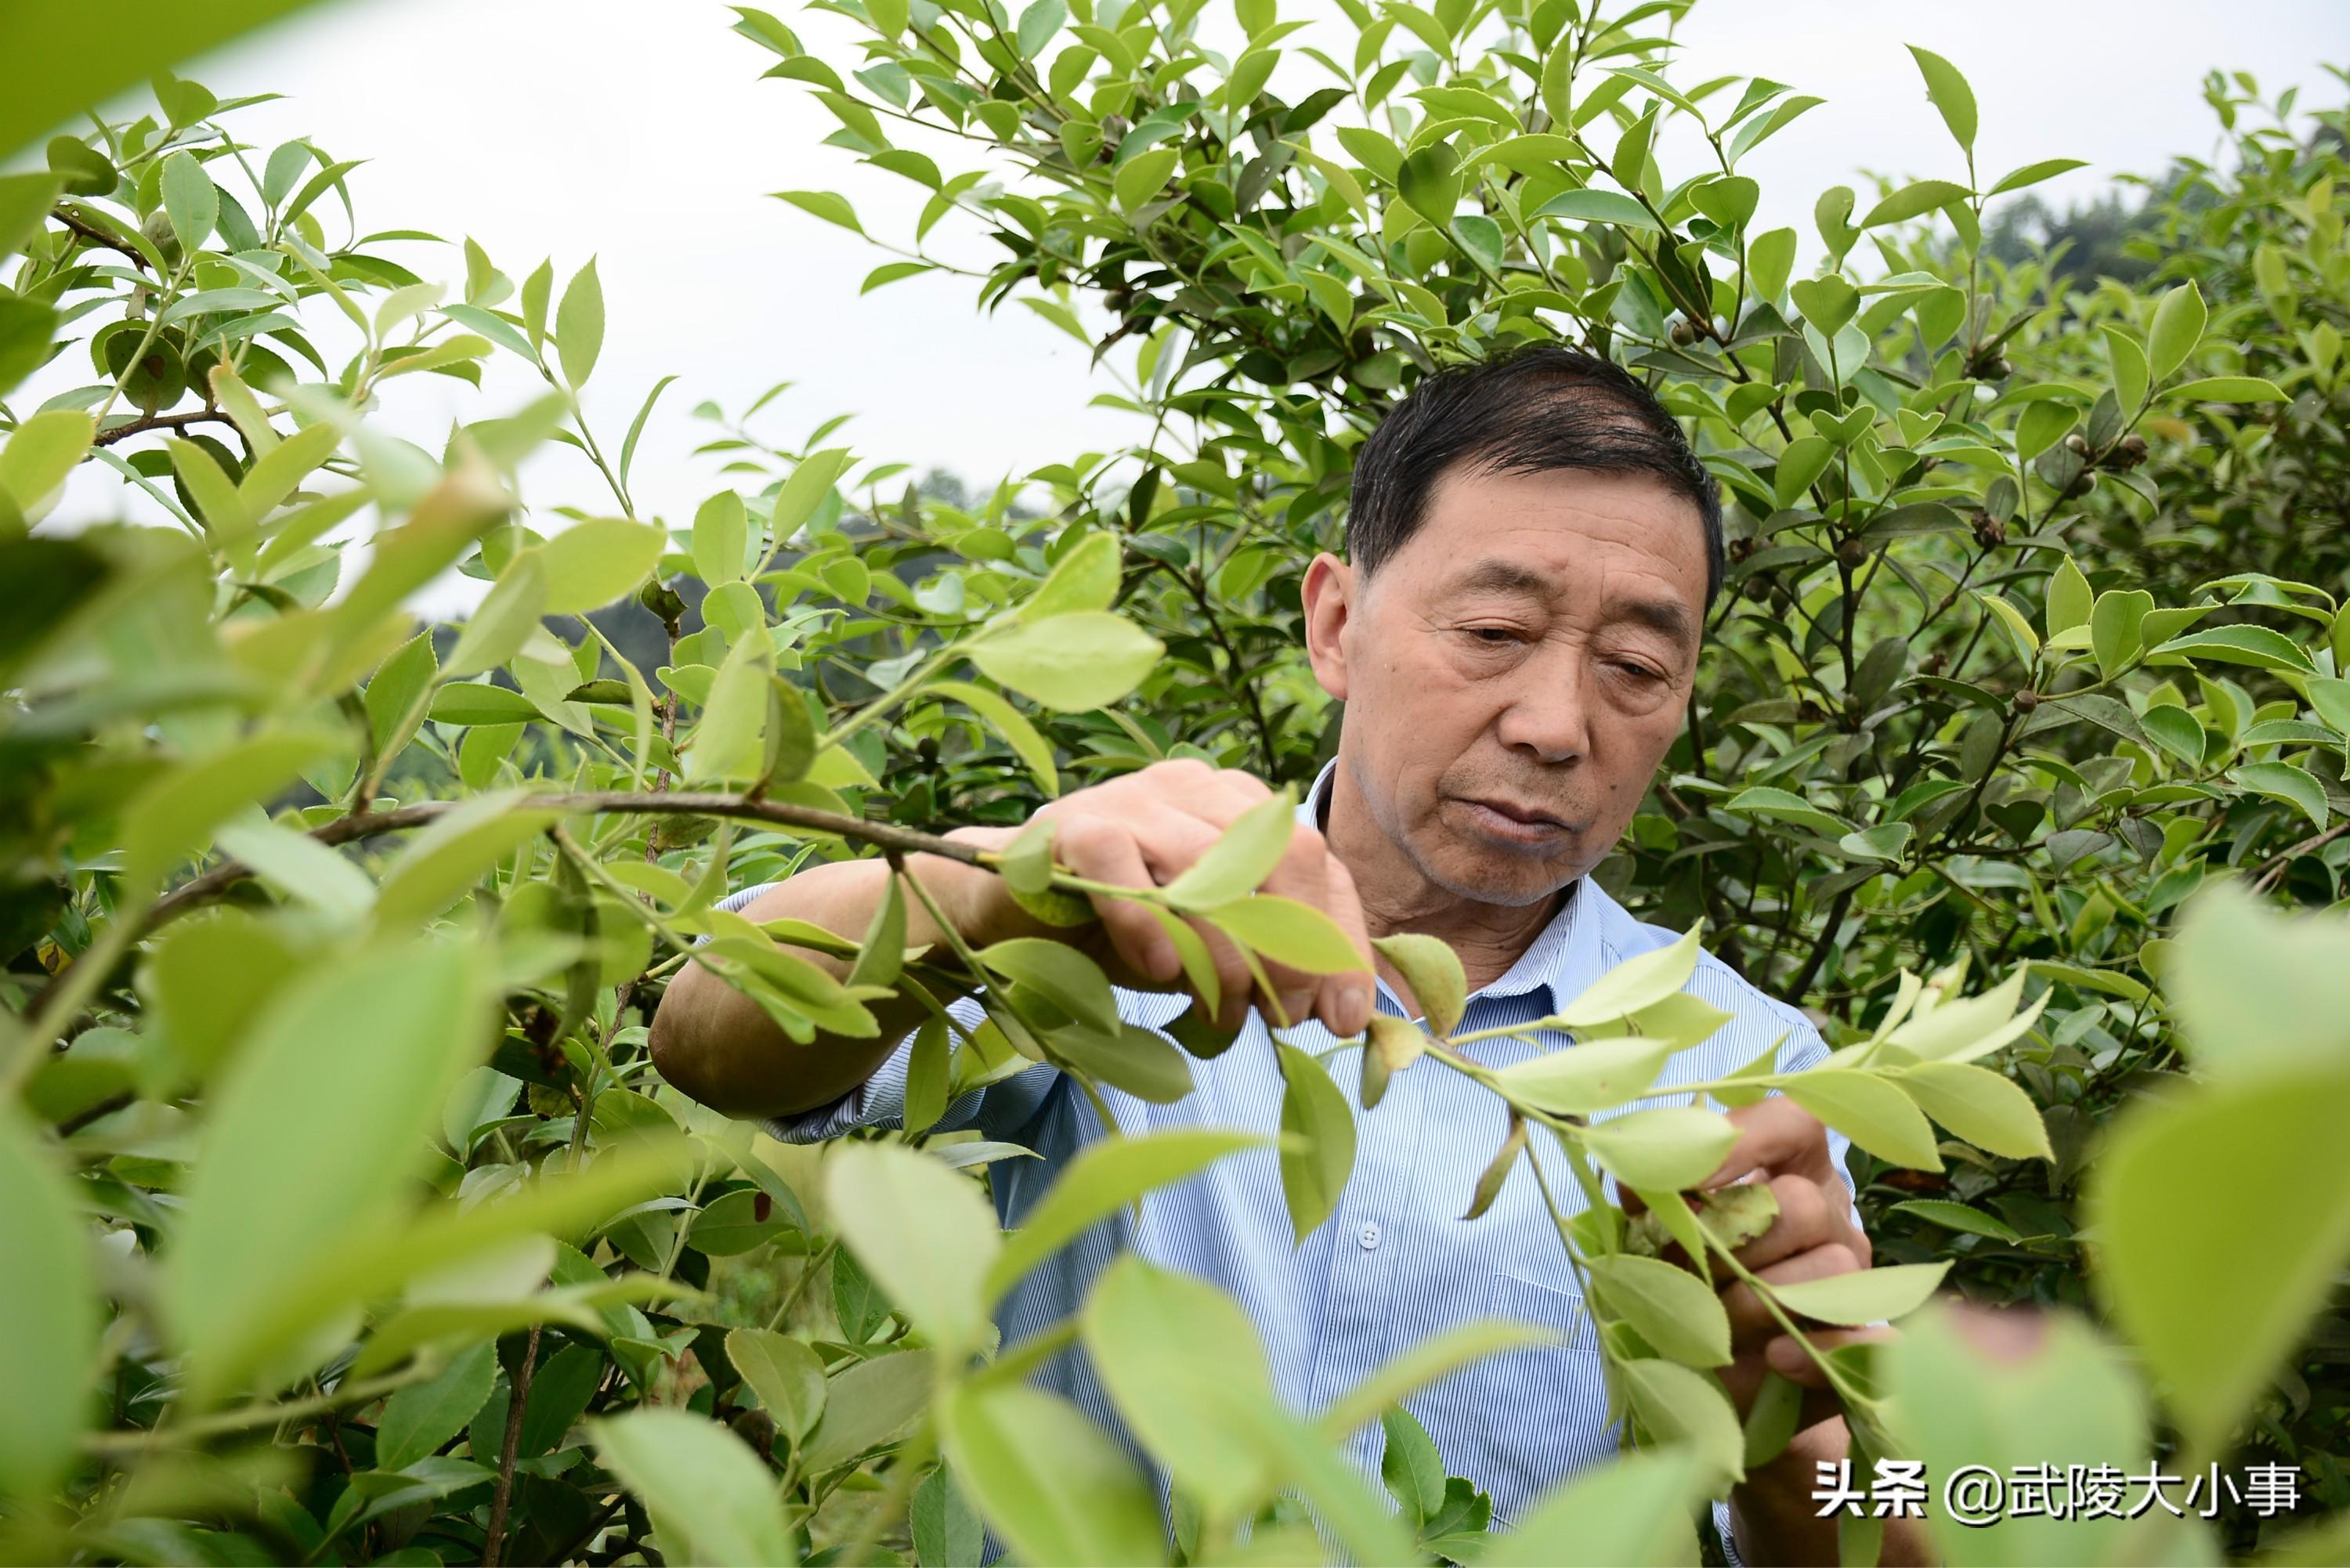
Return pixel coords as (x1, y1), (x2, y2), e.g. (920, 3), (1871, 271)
(482, 1324), (542, 1568)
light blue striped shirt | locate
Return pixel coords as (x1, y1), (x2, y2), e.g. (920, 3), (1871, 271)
(740, 762), (1852, 1559)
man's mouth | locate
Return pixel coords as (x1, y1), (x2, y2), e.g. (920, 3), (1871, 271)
(1453, 796), (1578, 844)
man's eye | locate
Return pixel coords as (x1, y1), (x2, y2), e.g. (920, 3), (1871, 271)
(1611, 660), (1663, 681)
(1466, 627), (1517, 645)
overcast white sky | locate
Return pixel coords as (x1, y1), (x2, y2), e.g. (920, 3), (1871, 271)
(42, 0), (2348, 537)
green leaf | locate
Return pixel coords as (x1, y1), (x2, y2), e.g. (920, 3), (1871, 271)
(0, 1107), (96, 1498)
(801, 1350), (933, 1472)
(940, 1383), (1165, 1567)
(1491, 1037), (1675, 1115)
(2148, 280), (2207, 381)
(0, 172), (65, 260)
(1555, 923), (1702, 1027)
(774, 447), (854, 537)
(725, 1327), (826, 1443)
(1114, 146), (1180, 213)
(1986, 157), (2088, 197)
(1974, 591), (2041, 663)
(1585, 1253), (1734, 1367)
(375, 1340), (497, 1470)
(1395, 143), (1462, 226)
(693, 490), (747, 586)
(1025, 529), (1123, 619)
(822, 1143), (1000, 1353)
(428, 682), (543, 726)
(2092, 1064), (2350, 1461)
(1886, 1304), (2146, 1568)
(1582, 1107), (1737, 1191)
(445, 549), (546, 679)
(1276, 1042), (1355, 1245)
(374, 797), (559, 930)
(2015, 399), (2080, 464)
(0, 410), (96, 515)
(1726, 786), (1848, 839)
(122, 729), (340, 891)
(1161, 789), (1297, 910)
(2164, 375), (2290, 403)
(590, 1407), (793, 1566)
(1766, 1260), (1949, 1326)
(1535, 188), (1658, 231)
(166, 940), (494, 1399)
(967, 610), (1164, 711)
(1621, 1358), (1744, 1489)
(981, 937), (1120, 1034)
(1885, 1200), (2022, 1244)
(2167, 887), (2350, 1079)
(1893, 1061), (2052, 1160)
(2103, 326), (2150, 411)
(928, 679), (1059, 797)
(1317, 1318), (1560, 1443)
(913, 1465), (984, 1568)
(987, 1129), (1266, 1303)
(1045, 1021), (1195, 1104)
(1904, 45), (1977, 151)
(1381, 1406), (1444, 1523)
(773, 190), (864, 233)
(2150, 624), (2314, 674)
(1203, 894), (1365, 976)
(1745, 227), (1796, 302)
(1372, 933), (1466, 1036)
(1480, 1445), (1706, 1566)
(215, 820), (375, 923)
(1784, 1069), (1944, 1170)
(1859, 178), (1971, 228)
(2089, 588), (2153, 679)
(2232, 761), (2329, 832)
(539, 517), (667, 615)
(687, 625), (773, 784)
(2044, 556), (2092, 638)
(161, 150), (218, 253)
(555, 257), (603, 387)
(1081, 1255), (1277, 1515)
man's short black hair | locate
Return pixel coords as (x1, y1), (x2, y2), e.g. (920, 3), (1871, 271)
(1345, 345), (1725, 608)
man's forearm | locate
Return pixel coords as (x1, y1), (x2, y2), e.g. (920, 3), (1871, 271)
(1730, 1418), (1935, 1566)
(648, 851), (986, 1118)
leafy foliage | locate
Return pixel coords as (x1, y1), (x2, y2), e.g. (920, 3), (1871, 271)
(2, 3), (2348, 1565)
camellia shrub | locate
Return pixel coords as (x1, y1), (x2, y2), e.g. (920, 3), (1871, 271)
(2, 1), (2348, 1565)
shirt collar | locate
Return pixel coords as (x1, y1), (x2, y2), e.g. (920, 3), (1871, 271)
(1300, 758), (1608, 1014)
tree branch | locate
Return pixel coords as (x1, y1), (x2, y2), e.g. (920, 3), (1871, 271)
(34, 790), (990, 1024)
(93, 408), (239, 449)
(52, 206), (151, 271)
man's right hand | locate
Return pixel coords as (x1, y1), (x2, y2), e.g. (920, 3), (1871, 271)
(652, 758), (1376, 1119)
(940, 757), (1376, 1040)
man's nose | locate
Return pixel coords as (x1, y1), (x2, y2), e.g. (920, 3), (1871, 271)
(1492, 650), (1593, 764)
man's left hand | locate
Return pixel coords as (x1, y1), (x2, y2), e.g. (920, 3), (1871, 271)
(1621, 1096), (1889, 1429)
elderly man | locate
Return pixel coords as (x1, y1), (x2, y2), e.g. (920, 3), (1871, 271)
(653, 345), (1926, 1566)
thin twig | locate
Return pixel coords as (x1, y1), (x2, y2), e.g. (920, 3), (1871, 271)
(2252, 821), (2350, 894)
(482, 1324), (542, 1568)
(28, 790), (987, 1050)
(51, 207), (151, 271)
(92, 409), (239, 448)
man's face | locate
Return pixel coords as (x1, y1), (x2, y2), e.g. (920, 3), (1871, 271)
(1304, 464), (1708, 906)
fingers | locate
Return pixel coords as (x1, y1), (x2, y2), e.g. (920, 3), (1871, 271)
(1701, 1096), (1836, 1188)
(1314, 856), (1376, 1036)
(1014, 760), (1376, 1039)
(1054, 814), (1183, 986)
(1765, 1324), (1895, 1386)
(1728, 1173), (1847, 1273)
(1721, 1241), (1866, 1351)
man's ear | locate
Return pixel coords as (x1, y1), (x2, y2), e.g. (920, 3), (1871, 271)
(1301, 551), (1354, 702)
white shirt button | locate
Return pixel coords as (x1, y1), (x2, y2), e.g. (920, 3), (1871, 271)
(1358, 1221), (1382, 1251)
